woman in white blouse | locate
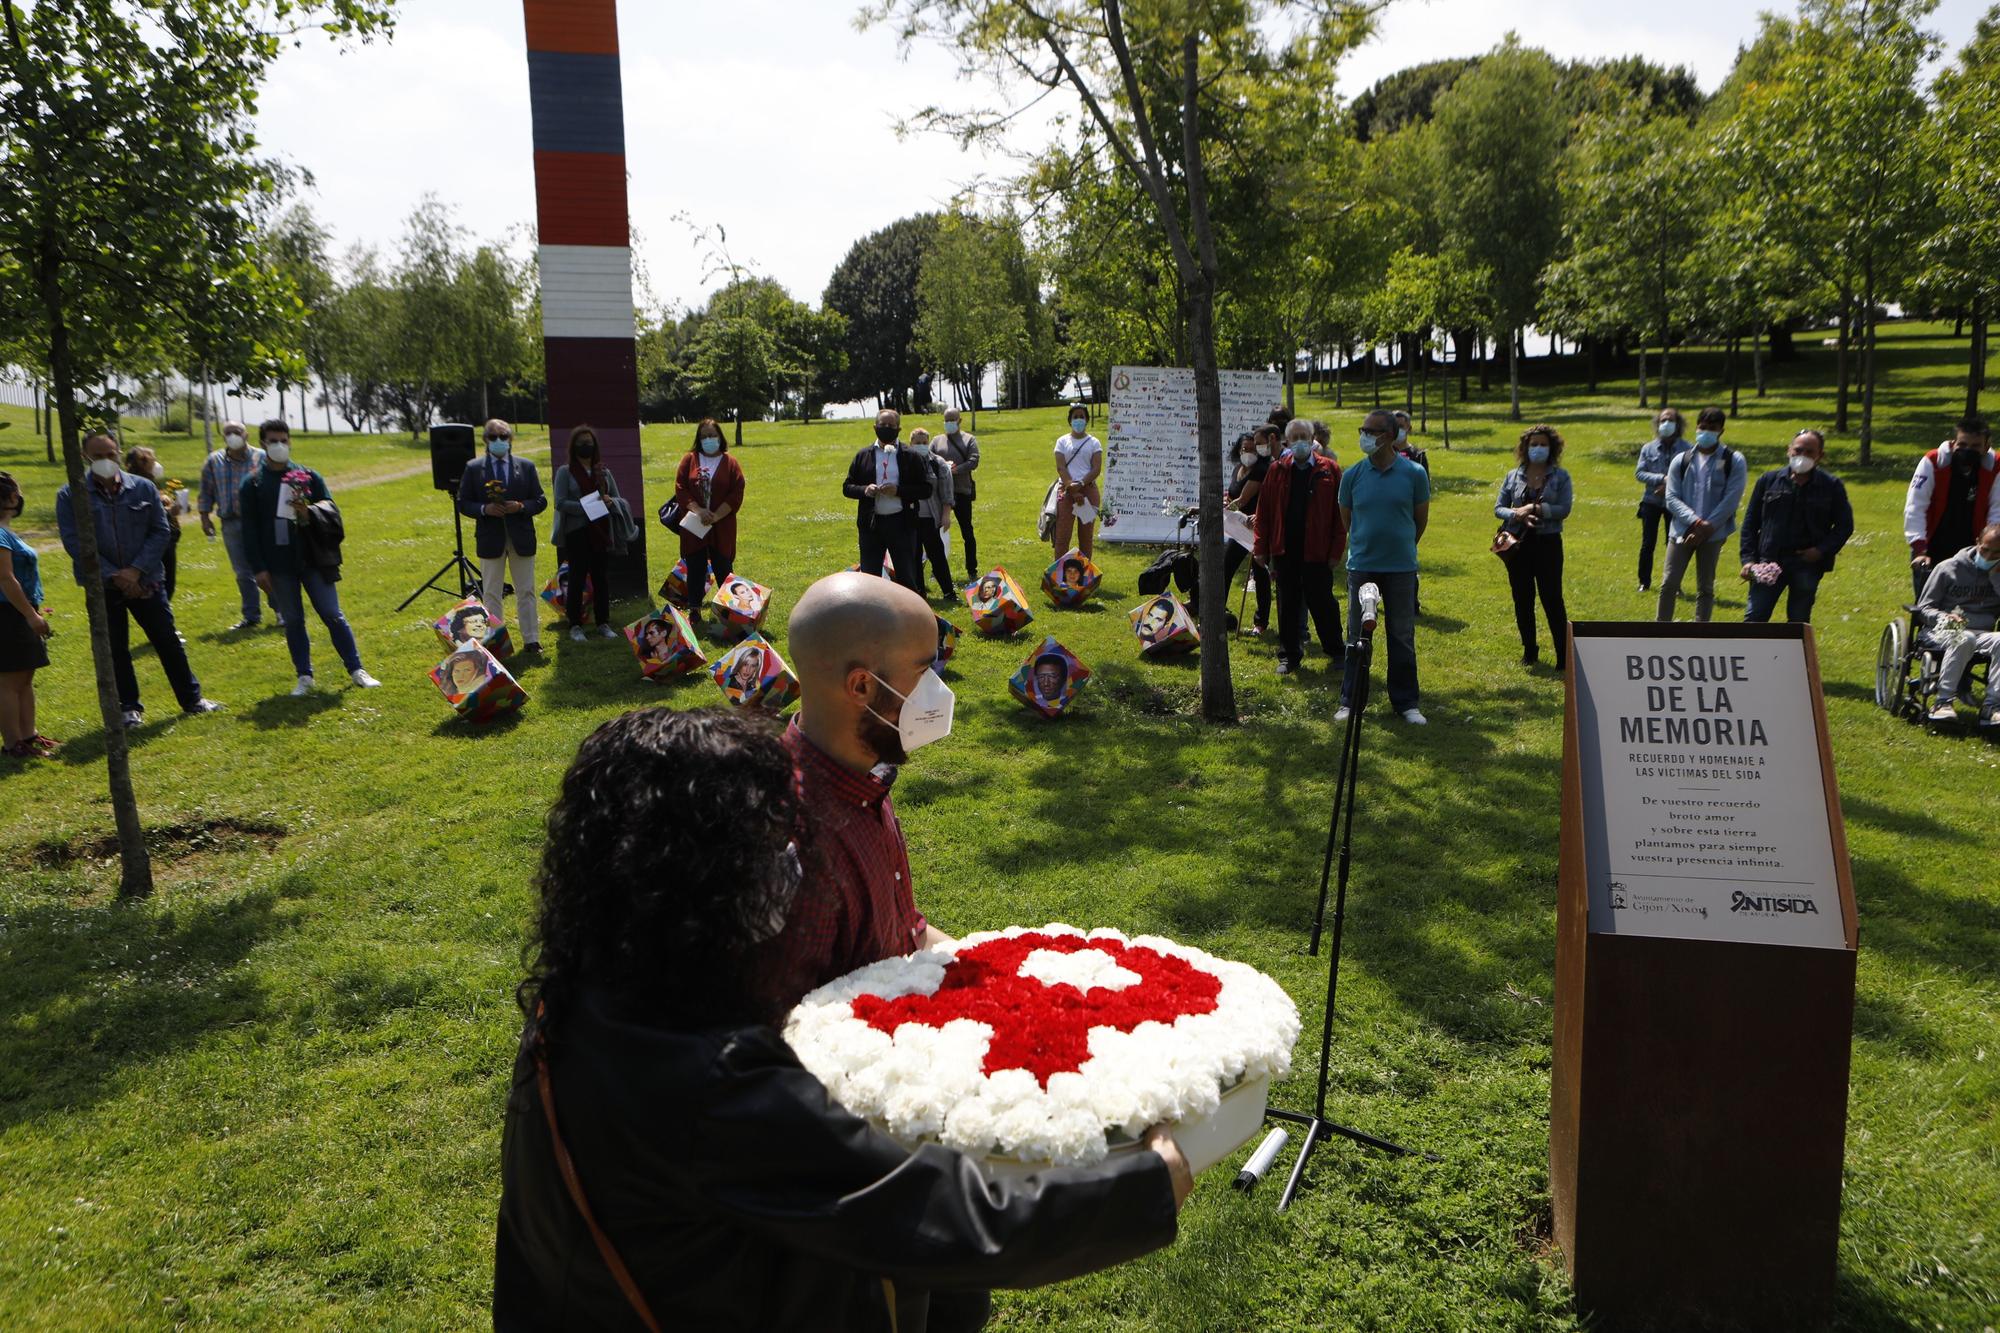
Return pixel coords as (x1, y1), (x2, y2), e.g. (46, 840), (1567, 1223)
(1052, 403), (1103, 559)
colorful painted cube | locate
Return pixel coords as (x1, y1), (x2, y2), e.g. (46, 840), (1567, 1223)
(429, 642), (527, 724)
(963, 567), (1034, 637)
(711, 633), (800, 711)
(932, 615), (961, 676)
(432, 595), (513, 659)
(710, 574), (772, 641)
(1042, 549), (1102, 607)
(848, 554), (897, 580)
(541, 565), (598, 625)
(1009, 636), (1090, 718)
(659, 558), (717, 609)
(1129, 594), (1200, 657)
(625, 606), (706, 680)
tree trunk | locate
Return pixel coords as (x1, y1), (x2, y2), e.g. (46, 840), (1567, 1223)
(1284, 348), (1295, 415)
(38, 229), (152, 897)
(1507, 326), (1522, 421)
(1440, 355), (1451, 448)
(1859, 263), (1877, 464)
(1834, 284), (1852, 433)
(1586, 334), (1598, 394)
(1638, 347), (1648, 407)
(1968, 292), (1985, 416)
(40, 384), (54, 463)
(1335, 350), (1343, 408)
(1727, 335), (1741, 415)
(1457, 329), (1470, 399)
(1418, 339), (1429, 432)
(1403, 334), (1416, 414)
(1371, 349), (1379, 407)
(1753, 329), (1766, 399)
(200, 367), (214, 451)
(734, 410), (743, 450)
(1480, 331), (1491, 392)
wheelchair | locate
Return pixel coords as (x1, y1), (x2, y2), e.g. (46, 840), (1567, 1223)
(1874, 603), (1992, 723)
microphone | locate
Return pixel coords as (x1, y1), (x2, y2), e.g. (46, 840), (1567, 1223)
(1234, 1128), (1291, 1192)
(1357, 582), (1381, 635)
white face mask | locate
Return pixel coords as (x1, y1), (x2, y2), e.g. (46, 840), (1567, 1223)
(265, 441), (291, 465)
(944, 422), (960, 435)
(223, 431), (246, 450)
(89, 457), (120, 480)
(1239, 451), (1257, 465)
(866, 668), (955, 755)
(151, 462), (167, 481)
(1788, 454), (1816, 475)
(1255, 444), (1271, 458)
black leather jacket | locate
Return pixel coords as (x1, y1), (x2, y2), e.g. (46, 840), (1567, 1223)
(493, 990), (1178, 1331)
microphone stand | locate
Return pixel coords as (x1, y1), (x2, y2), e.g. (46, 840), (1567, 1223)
(1263, 598), (1436, 1212)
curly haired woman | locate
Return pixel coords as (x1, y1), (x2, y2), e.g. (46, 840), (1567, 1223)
(1494, 424), (1574, 669)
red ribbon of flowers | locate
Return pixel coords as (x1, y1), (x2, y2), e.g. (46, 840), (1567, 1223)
(850, 932), (1221, 1088)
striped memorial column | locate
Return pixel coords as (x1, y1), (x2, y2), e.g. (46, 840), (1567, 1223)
(522, 0), (647, 595)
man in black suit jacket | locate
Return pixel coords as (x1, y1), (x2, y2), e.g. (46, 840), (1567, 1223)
(843, 408), (932, 595)
(457, 418), (550, 650)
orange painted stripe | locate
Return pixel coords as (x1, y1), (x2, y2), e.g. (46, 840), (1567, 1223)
(523, 0), (620, 56)
(533, 151), (630, 246)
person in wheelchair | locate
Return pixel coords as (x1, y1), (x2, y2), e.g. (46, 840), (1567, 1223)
(1916, 522), (2000, 726)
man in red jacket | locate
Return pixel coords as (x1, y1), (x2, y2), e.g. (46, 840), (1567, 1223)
(1254, 418), (1347, 676)
(1904, 416), (1998, 600)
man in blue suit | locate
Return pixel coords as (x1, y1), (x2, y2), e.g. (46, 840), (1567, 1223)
(1657, 406), (1748, 623)
(457, 419), (549, 652)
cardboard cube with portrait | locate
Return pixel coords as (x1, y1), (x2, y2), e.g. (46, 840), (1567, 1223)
(432, 595), (514, 660)
(1041, 548), (1102, 608)
(1009, 636), (1091, 719)
(540, 565), (599, 626)
(710, 574), (772, 640)
(1128, 593), (1200, 658)
(658, 558), (716, 610)
(710, 632), (800, 711)
(962, 567), (1034, 638)
(625, 606), (707, 680)
(429, 642), (527, 724)
(848, 554), (897, 580)
(932, 614), (961, 676)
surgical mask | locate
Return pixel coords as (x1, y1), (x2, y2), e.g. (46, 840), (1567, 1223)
(1239, 450), (1257, 466)
(1527, 445), (1550, 464)
(1070, 418), (1088, 434)
(866, 669), (954, 754)
(699, 437), (722, 456)
(487, 436), (511, 456)
(151, 462), (167, 481)
(1396, 427), (1409, 443)
(1695, 430), (1720, 451)
(944, 422), (960, 435)
(1973, 551), (1997, 571)
(1291, 440), (1313, 462)
(1656, 420), (1676, 440)
(223, 431), (246, 450)
(1788, 454), (1816, 475)
(1953, 447), (1981, 470)
(1359, 431), (1382, 456)
(875, 424), (898, 443)
(1255, 444), (1271, 458)
(89, 457), (120, 480)
(265, 442), (291, 465)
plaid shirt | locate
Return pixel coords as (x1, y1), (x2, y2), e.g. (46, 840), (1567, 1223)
(757, 722), (927, 1013)
(199, 445), (266, 518)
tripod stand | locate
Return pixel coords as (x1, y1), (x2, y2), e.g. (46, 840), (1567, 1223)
(1263, 602), (1436, 1212)
(396, 501), (482, 612)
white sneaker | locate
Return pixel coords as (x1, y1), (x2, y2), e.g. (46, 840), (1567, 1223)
(350, 669), (381, 688)
(1401, 708), (1428, 725)
(1333, 706), (1351, 722)
(599, 623), (619, 640)
(291, 676), (315, 697)
(570, 626), (586, 643)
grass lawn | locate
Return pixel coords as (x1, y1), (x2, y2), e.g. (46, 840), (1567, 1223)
(0, 323), (1994, 1330)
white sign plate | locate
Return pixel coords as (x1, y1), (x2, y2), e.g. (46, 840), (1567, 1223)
(1571, 634), (1846, 949)
(1102, 365), (1282, 544)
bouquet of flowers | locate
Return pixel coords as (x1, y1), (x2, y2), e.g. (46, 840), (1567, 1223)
(1746, 561), (1785, 586)
(785, 925), (1298, 1171)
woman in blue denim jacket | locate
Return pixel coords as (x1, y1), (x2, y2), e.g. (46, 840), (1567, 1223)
(1495, 425), (1574, 668)
(1635, 407), (1687, 591)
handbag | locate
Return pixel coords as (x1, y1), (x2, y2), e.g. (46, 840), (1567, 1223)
(656, 496), (690, 537)
(1491, 523), (1522, 560)
(1036, 481), (1060, 542)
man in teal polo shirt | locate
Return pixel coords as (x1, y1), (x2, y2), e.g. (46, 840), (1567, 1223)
(1337, 408), (1430, 725)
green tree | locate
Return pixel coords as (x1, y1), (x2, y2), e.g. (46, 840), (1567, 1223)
(913, 212), (1028, 427)
(385, 195), (467, 434)
(1923, 5), (2000, 413)
(456, 243), (533, 424)
(0, 0), (392, 896)
(1365, 247), (1490, 445)
(265, 203), (335, 430)
(822, 212), (941, 409)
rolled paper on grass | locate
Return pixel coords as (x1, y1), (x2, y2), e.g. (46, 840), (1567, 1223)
(433, 595), (513, 660)
(540, 565), (598, 625)
(1042, 548), (1102, 608)
(711, 632), (799, 711)
(429, 642), (527, 724)
(625, 606), (706, 679)
(1009, 635), (1089, 717)
(963, 567), (1033, 637)
(1128, 594), (1199, 657)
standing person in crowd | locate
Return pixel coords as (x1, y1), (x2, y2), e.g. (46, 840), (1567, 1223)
(933, 408), (980, 577)
(1635, 407), (1689, 593)
(1052, 404), (1103, 559)
(238, 421), (381, 697)
(0, 472), (56, 758)
(1337, 408), (1430, 724)
(843, 409), (932, 595)
(1916, 523), (2000, 726)
(123, 446), (184, 604)
(493, 707), (1188, 1333)
(1904, 416), (1999, 601)
(459, 418), (547, 654)
(909, 427), (957, 600)
(56, 433), (222, 729)
(674, 418), (745, 625)
(1254, 419), (1345, 675)
(199, 419), (277, 630)
(550, 424), (625, 642)
(1738, 430), (1855, 625)
(1656, 407), (1747, 624)
(1310, 419), (1337, 462)
(1223, 432), (1272, 636)
(1494, 425), (1574, 668)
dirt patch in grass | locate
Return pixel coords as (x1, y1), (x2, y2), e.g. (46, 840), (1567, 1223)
(20, 817), (287, 872)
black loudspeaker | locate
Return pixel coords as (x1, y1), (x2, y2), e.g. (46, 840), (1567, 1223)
(429, 423), (477, 493)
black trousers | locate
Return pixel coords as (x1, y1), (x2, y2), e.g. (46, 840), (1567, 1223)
(953, 495), (977, 577)
(105, 582), (203, 712)
(560, 539), (612, 626)
(918, 516), (957, 595)
(1508, 532), (1568, 664)
(859, 516), (923, 594)
(682, 542), (734, 614)
(164, 527), (180, 602)
(1222, 540), (1271, 629)
(1274, 555), (1342, 667)
(1637, 505), (1665, 589)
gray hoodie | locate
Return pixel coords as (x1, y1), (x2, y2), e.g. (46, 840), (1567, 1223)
(1918, 549), (2000, 631)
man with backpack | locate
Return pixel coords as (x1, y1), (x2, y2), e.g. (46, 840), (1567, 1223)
(1656, 407), (1747, 624)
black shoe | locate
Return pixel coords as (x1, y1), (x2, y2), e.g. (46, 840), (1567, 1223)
(1522, 649), (1539, 665)
(1276, 658), (1294, 676)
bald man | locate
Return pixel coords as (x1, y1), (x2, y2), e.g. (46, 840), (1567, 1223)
(842, 408), (932, 596)
(758, 571), (956, 1012)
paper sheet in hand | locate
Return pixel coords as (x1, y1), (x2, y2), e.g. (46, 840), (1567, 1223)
(1223, 509), (1254, 551)
(275, 482), (294, 520)
(678, 509), (712, 538)
(579, 490), (609, 522)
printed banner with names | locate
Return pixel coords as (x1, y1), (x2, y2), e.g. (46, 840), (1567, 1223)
(1102, 366), (1282, 544)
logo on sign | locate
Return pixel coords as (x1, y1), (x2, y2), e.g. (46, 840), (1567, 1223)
(1728, 890), (1820, 916)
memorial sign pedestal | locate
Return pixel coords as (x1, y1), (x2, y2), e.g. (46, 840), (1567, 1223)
(1553, 622), (1857, 1327)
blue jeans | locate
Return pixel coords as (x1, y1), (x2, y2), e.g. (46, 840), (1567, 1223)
(104, 582), (203, 713)
(219, 516), (277, 624)
(269, 567), (362, 677)
(1744, 562), (1824, 624)
(1340, 569), (1419, 711)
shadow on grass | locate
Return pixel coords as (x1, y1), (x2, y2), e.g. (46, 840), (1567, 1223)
(0, 889), (291, 1132)
(244, 689), (344, 730)
(1852, 855), (2000, 984)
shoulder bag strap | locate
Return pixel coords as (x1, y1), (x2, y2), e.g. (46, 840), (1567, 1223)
(536, 1055), (663, 1333)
